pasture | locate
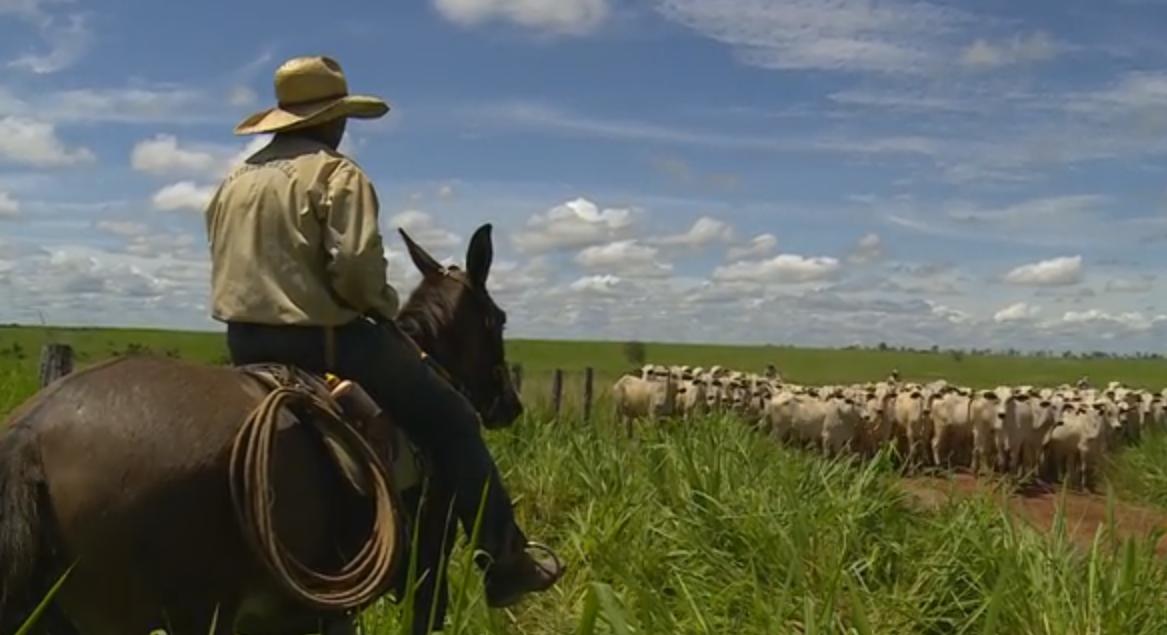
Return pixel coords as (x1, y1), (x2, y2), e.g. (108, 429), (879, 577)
(6, 325), (1167, 633)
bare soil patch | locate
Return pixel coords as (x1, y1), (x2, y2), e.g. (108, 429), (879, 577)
(901, 471), (1167, 557)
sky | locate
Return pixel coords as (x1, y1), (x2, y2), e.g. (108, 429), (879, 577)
(3, 0), (1167, 353)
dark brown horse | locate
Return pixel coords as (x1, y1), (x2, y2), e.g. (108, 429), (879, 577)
(0, 223), (521, 635)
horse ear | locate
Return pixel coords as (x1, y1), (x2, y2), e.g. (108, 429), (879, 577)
(399, 228), (443, 279)
(466, 223), (493, 288)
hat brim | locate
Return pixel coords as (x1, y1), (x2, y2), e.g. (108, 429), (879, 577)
(233, 95), (389, 136)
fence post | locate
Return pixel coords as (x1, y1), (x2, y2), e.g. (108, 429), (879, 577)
(552, 369), (564, 421)
(511, 363), (523, 394)
(39, 343), (74, 388)
(583, 367), (594, 423)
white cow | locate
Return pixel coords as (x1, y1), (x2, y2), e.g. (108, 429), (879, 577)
(968, 390), (1000, 476)
(1043, 403), (1108, 490)
(929, 391), (974, 469)
(894, 389), (933, 468)
(612, 375), (677, 431)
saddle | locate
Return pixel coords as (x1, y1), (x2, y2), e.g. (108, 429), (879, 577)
(237, 363), (423, 496)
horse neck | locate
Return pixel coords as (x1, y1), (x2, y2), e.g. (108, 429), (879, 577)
(396, 307), (454, 365)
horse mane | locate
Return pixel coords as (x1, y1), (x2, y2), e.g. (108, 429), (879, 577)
(396, 269), (463, 353)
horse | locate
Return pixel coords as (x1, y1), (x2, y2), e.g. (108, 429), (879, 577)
(0, 223), (522, 635)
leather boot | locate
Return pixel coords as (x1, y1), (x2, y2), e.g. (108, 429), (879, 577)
(482, 542), (565, 608)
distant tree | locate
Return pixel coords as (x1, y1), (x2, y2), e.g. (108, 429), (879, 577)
(930, 344), (939, 354)
(950, 350), (965, 363)
(877, 342), (889, 351)
(622, 340), (647, 366)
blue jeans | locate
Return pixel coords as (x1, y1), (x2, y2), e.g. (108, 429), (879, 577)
(225, 318), (525, 560)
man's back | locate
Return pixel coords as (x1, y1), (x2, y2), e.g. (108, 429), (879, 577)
(205, 134), (399, 327)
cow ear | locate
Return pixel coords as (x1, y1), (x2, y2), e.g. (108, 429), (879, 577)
(466, 223), (493, 289)
(400, 228), (444, 279)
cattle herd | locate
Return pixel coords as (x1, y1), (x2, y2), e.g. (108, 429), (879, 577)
(613, 364), (1167, 490)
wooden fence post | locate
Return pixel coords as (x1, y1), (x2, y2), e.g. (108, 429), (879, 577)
(583, 367), (594, 423)
(511, 363), (523, 394)
(39, 343), (74, 388)
(551, 369), (564, 421)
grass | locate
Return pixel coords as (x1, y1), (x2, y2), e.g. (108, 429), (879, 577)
(6, 326), (1167, 633)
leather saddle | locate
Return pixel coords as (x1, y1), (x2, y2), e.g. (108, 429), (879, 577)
(236, 363), (424, 496)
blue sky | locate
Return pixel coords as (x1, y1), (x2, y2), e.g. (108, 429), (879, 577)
(3, 0), (1167, 352)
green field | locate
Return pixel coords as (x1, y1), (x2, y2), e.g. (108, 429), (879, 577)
(6, 325), (1167, 634)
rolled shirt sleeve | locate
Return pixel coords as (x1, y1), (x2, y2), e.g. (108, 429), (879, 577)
(321, 162), (400, 321)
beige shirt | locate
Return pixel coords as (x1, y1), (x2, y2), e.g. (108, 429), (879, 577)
(205, 135), (400, 326)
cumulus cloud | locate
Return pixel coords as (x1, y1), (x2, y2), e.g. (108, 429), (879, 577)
(568, 274), (627, 297)
(432, 0), (609, 34)
(0, 191), (19, 219)
(713, 254), (841, 284)
(1048, 309), (1167, 334)
(574, 240), (673, 278)
(1003, 256), (1083, 287)
(651, 216), (734, 248)
(726, 233), (777, 261)
(849, 233), (884, 264)
(389, 210), (461, 250)
(131, 134), (269, 178)
(152, 181), (216, 212)
(0, 116), (94, 167)
(131, 135), (218, 176)
(960, 31), (1059, 70)
(994, 302), (1040, 323)
(513, 197), (639, 253)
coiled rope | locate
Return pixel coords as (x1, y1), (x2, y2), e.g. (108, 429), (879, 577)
(229, 384), (401, 611)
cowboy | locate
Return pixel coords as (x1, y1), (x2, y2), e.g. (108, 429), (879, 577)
(203, 55), (563, 628)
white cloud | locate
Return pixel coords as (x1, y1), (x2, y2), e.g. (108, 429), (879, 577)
(95, 220), (150, 237)
(152, 181), (216, 212)
(1046, 310), (1167, 334)
(946, 195), (1105, 225)
(653, 0), (968, 74)
(849, 233), (884, 264)
(960, 31), (1059, 70)
(994, 302), (1041, 323)
(432, 0), (609, 34)
(713, 254), (841, 284)
(131, 135), (218, 177)
(1105, 276), (1154, 294)
(651, 216), (734, 248)
(574, 240), (673, 278)
(513, 197), (639, 253)
(228, 85), (258, 107)
(0, 117), (94, 167)
(388, 210), (461, 250)
(726, 233), (777, 261)
(8, 12), (92, 74)
(1003, 256), (1083, 287)
(130, 134), (269, 179)
(0, 190), (19, 219)
(474, 101), (939, 157)
(568, 274), (627, 297)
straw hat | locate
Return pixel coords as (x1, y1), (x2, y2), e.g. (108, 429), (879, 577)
(233, 55), (389, 135)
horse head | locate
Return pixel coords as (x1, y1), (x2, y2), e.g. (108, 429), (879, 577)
(395, 223), (523, 429)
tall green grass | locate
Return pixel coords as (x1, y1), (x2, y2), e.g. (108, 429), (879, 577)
(7, 330), (1167, 633)
(347, 406), (1167, 634)
(1107, 430), (1167, 510)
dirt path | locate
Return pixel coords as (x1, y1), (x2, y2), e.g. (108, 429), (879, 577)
(900, 472), (1167, 557)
